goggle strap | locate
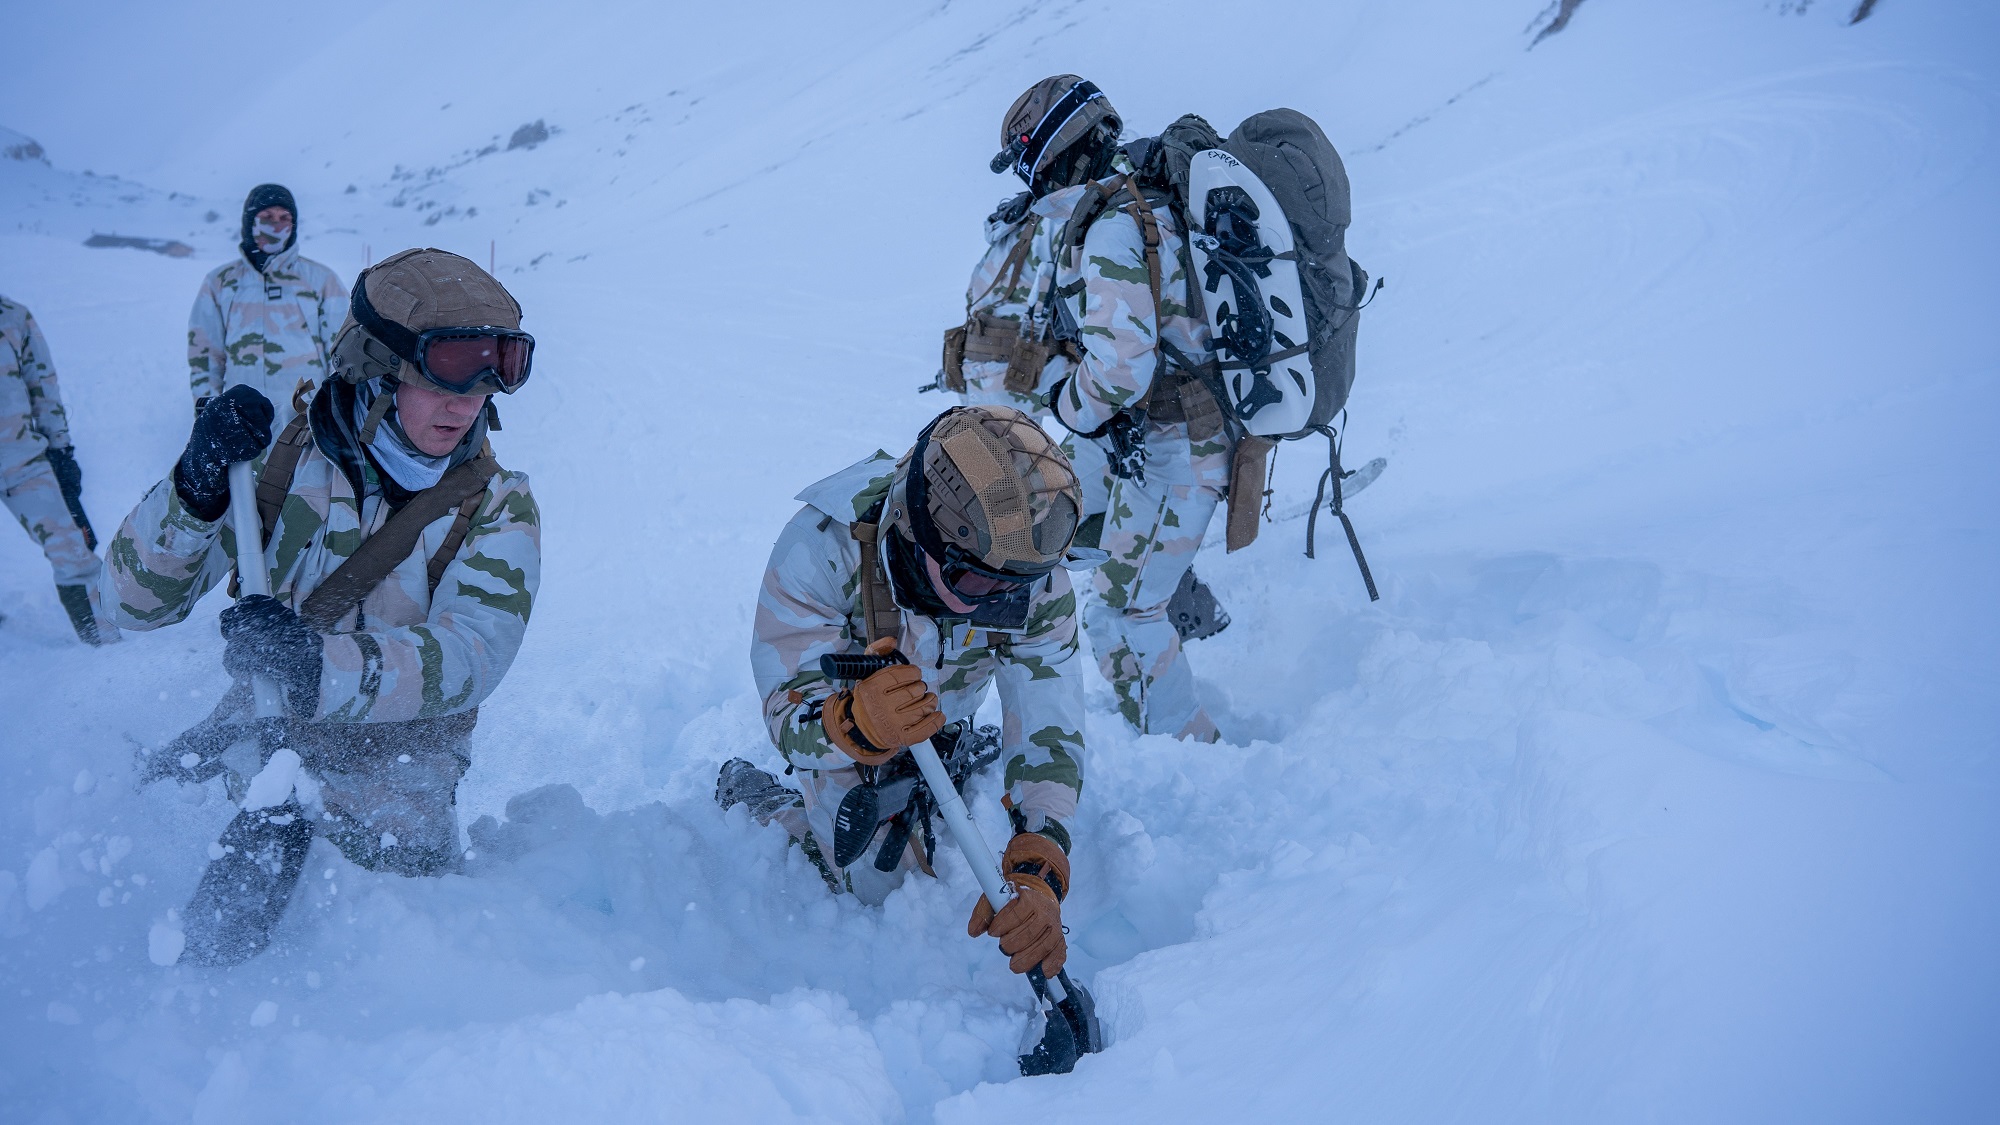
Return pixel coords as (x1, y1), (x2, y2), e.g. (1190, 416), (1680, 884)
(349, 270), (421, 364)
(1017, 80), (1103, 181)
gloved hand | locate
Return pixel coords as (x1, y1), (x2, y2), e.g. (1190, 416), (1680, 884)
(43, 446), (95, 550)
(1047, 377), (1147, 484)
(968, 831), (1071, 976)
(823, 637), (945, 765)
(220, 594), (323, 716)
(174, 386), (273, 522)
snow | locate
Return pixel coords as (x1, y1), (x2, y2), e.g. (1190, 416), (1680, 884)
(1, 0), (1995, 1122)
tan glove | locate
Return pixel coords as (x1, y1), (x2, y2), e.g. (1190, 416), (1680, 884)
(823, 638), (945, 766)
(968, 831), (1071, 976)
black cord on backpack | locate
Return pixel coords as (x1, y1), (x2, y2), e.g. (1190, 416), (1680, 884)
(1304, 416), (1380, 601)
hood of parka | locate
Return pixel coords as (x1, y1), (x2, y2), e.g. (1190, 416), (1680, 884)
(238, 183), (297, 273)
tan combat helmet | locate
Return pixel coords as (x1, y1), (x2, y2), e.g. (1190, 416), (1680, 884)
(992, 75), (1121, 191)
(330, 247), (524, 387)
(889, 405), (1081, 577)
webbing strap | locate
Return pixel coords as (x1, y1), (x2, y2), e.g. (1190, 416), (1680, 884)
(970, 222), (1038, 311)
(298, 452), (499, 630)
(1120, 174), (1163, 317)
(425, 491), (486, 595)
(849, 513), (902, 646)
(256, 414), (314, 548)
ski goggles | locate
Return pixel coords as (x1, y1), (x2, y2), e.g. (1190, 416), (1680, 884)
(351, 271), (534, 394)
(408, 327), (535, 394)
(992, 80), (1106, 182)
(927, 543), (1053, 605)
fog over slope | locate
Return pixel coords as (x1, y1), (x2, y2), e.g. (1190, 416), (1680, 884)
(0, 1), (1994, 1121)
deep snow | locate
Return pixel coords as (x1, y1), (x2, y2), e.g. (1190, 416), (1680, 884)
(1, 1), (1995, 1122)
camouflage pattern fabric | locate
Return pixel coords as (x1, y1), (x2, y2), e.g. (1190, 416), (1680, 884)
(1051, 194), (1226, 740)
(105, 419), (540, 725)
(0, 296), (115, 629)
(751, 453), (1086, 889)
(951, 187), (1088, 412)
(188, 246), (346, 433)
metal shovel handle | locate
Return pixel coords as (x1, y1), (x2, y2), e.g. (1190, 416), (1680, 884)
(226, 461), (285, 720)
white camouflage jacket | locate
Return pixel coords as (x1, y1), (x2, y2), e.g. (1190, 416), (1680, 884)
(752, 453), (1085, 829)
(188, 246), (346, 431)
(106, 403), (540, 724)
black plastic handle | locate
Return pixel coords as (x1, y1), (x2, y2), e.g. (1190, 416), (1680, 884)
(818, 652), (903, 682)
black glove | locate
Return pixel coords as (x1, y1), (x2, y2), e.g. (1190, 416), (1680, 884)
(174, 386), (273, 522)
(44, 446), (95, 550)
(1047, 376), (1148, 484)
(220, 594), (323, 716)
(1101, 409), (1149, 484)
(194, 396), (211, 421)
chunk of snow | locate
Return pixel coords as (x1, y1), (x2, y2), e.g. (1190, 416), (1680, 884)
(25, 848), (62, 910)
(250, 1001), (278, 1027)
(148, 922), (184, 966)
(241, 748), (301, 811)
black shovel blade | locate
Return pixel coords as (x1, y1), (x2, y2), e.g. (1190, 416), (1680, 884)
(831, 784), (882, 869)
(1018, 999), (1082, 1077)
(1054, 970), (1105, 1056)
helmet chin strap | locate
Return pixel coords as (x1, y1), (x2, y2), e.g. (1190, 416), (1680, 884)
(358, 378), (399, 445)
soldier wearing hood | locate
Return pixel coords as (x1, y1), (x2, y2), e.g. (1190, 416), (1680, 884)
(114, 248), (541, 966)
(187, 183), (347, 436)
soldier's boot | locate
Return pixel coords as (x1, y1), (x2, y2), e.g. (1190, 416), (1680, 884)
(715, 759), (801, 825)
(715, 759), (836, 889)
(180, 801), (313, 967)
(55, 583), (119, 646)
(1167, 568), (1230, 642)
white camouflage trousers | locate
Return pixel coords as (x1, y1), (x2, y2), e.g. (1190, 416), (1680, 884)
(1083, 423), (1227, 741)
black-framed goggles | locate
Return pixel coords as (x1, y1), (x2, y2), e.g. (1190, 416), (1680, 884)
(992, 79), (1105, 183)
(352, 273), (534, 394)
(926, 543), (1051, 605)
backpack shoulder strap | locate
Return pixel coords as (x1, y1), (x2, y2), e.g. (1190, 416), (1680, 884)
(847, 500), (902, 646)
(1116, 173), (1164, 316)
(969, 219), (1039, 313)
(256, 414), (313, 547)
(297, 451), (501, 630)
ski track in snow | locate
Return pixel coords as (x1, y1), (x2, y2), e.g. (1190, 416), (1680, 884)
(0, 1), (1996, 1122)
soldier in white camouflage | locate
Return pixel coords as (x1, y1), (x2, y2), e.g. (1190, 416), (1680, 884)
(1031, 102), (1238, 742)
(723, 405), (1084, 979)
(940, 76), (1123, 548)
(188, 183), (347, 435)
(0, 293), (117, 644)
(114, 248), (540, 965)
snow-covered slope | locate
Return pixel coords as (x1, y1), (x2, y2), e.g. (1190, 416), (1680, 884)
(1, 1), (1994, 1121)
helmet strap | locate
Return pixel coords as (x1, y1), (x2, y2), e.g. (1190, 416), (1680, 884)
(358, 380), (398, 445)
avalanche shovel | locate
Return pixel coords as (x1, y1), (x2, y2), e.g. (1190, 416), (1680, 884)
(220, 459), (302, 807)
(821, 652), (1104, 1076)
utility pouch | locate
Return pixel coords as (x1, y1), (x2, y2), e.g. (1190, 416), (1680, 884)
(940, 324), (969, 393)
(1227, 435), (1276, 552)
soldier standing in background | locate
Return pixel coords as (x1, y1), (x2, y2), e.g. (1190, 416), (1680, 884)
(188, 183), (347, 436)
(0, 293), (116, 645)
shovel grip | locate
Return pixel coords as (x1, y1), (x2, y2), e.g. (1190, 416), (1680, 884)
(819, 652), (903, 682)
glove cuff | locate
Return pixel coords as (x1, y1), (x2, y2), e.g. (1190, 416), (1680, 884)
(823, 691), (898, 766)
(1001, 830), (1071, 902)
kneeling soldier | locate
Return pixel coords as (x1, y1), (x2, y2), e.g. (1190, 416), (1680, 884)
(112, 249), (541, 965)
(722, 405), (1085, 978)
